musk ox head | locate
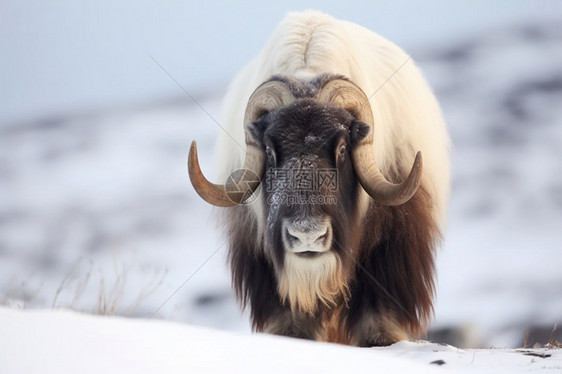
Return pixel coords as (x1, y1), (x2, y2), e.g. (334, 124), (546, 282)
(188, 75), (423, 315)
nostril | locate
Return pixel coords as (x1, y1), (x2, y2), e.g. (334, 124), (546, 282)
(314, 224), (332, 246)
(282, 219), (332, 251)
(285, 229), (301, 245)
(314, 233), (327, 244)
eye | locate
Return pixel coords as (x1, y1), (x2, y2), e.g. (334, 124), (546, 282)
(265, 145), (277, 166)
(335, 141), (347, 164)
(338, 145), (346, 157)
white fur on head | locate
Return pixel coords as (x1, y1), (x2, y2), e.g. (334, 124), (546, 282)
(216, 11), (450, 241)
(278, 252), (349, 315)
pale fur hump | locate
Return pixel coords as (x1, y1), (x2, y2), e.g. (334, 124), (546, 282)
(217, 11), (450, 236)
(278, 252), (349, 315)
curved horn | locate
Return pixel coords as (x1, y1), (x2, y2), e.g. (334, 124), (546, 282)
(316, 79), (422, 206)
(188, 140), (236, 207)
(188, 80), (295, 206)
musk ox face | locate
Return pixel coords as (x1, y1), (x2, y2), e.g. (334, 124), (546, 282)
(247, 99), (366, 313)
(187, 74), (424, 316)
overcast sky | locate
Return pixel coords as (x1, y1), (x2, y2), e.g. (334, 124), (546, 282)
(1, 1), (560, 124)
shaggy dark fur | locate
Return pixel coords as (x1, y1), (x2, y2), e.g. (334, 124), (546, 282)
(345, 186), (440, 345)
(224, 75), (440, 346)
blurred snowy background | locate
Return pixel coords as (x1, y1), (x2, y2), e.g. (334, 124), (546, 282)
(1, 1), (561, 348)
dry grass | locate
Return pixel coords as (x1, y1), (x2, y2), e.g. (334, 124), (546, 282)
(1, 272), (43, 309)
(3, 253), (167, 318)
(52, 259), (93, 310)
(523, 324), (562, 349)
(546, 324), (562, 349)
(94, 256), (167, 316)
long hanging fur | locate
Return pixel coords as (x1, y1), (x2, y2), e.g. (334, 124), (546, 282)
(226, 185), (439, 345)
(213, 11), (449, 346)
(346, 186), (440, 345)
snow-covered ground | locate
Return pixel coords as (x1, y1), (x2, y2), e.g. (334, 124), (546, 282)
(423, 20), (562, 347)
(1, 307), (560, 374)
(1, 8), (561, 358)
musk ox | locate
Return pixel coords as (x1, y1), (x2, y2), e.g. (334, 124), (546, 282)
(188, 11), (450, 346)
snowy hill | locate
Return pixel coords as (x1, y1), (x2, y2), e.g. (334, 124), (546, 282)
(1, 307), (560, 374)
(1, 11), (562, 351)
